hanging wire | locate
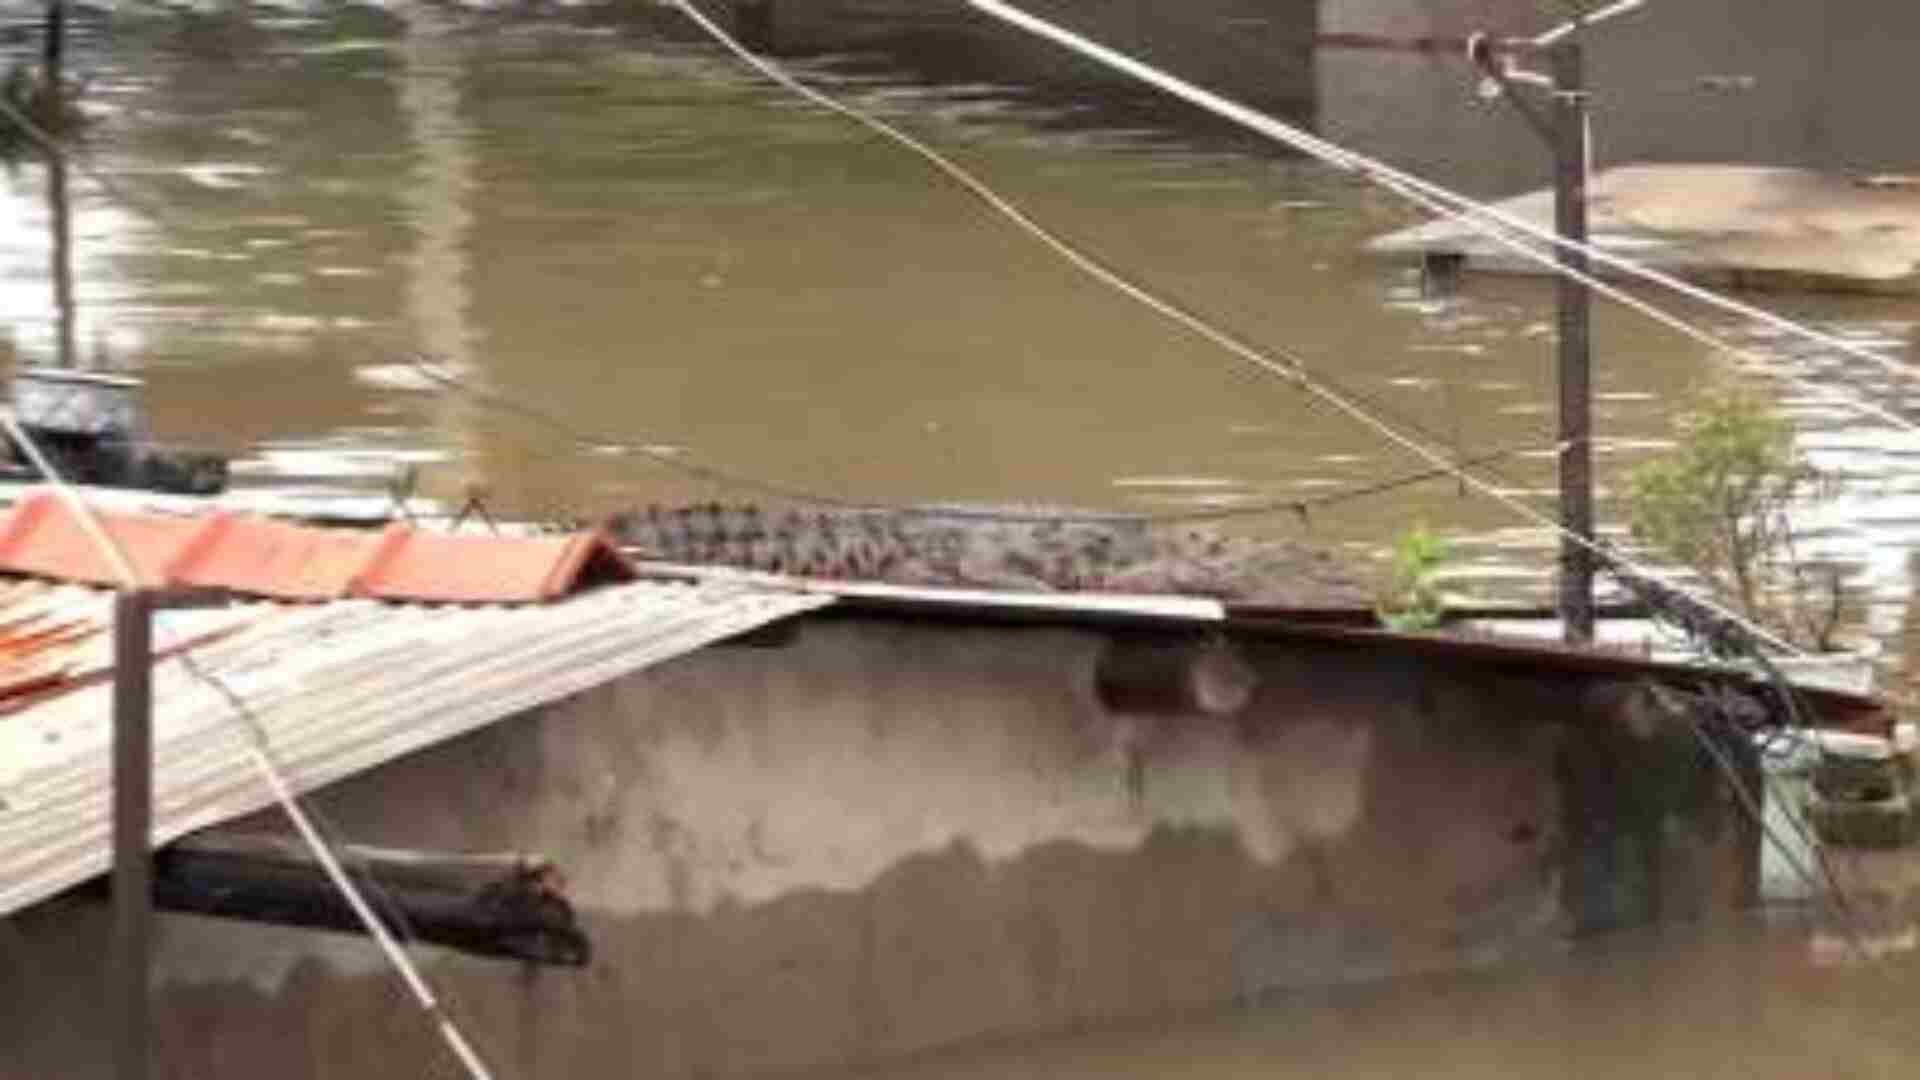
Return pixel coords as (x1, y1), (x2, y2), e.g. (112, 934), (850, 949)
(406, 353), (1555, 527)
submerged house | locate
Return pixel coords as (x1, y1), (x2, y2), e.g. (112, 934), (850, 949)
(0, 492), (1888, 1077)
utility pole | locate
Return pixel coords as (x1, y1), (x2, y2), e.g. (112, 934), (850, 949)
(1469, 30), (1598, 646)
(1551, 41), (1595, 645)
(111, 589), (154, 1080)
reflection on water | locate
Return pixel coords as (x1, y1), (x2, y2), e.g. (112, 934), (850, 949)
(7, 2), (1920, 1071)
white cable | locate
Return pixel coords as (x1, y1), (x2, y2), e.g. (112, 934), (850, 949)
(208, 675), (498, 1079)
(965, 0), (1920, 394)
(1, 415), (149, 585)
(0, 416), (496, 1079)
(670, 0), (1803, 657)
(1367, 175), (1920, 434)
(1533, 0), (1649, 47)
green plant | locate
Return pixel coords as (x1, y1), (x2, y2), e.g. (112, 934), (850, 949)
(1378, 522), (1451, 631)
(1626, 381), (1847, 651)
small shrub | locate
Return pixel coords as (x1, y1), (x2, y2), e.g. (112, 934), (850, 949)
(1626, 381), (1847, 651)
(1378, 522), (1451, 631)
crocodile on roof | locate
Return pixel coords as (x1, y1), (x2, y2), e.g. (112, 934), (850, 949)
(606, 502), (1374, 611)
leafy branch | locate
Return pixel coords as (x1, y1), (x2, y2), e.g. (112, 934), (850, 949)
(1626, 382), (1850, 651)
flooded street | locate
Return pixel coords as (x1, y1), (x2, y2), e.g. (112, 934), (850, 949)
(8, 1), (1920, 1074)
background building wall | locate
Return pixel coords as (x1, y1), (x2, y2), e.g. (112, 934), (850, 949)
(1321, 0), (1920, 196)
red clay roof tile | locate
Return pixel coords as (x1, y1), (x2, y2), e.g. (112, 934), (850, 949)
(0, 490), (636, 603)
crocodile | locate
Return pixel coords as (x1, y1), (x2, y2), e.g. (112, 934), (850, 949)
(606, 502), (1373, 610)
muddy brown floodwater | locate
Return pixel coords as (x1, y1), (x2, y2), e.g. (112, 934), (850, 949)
(7, 1), (1920, 1075)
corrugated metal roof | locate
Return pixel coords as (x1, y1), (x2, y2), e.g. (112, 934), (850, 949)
(0, 579), (831, 918)
(0, 580), (267, 709)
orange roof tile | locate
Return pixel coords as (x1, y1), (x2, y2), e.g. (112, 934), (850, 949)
(0, 490), (636, 603)
(346, 527), (636, 604)
(168, 515), (381, 600)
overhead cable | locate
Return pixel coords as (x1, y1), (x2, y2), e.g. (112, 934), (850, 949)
(408, 355), (1555, 525)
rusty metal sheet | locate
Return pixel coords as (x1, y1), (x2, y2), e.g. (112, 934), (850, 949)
(1228, 618), (1891, 733)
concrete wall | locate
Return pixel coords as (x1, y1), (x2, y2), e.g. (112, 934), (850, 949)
(1321, 0), (1920, 196)
(0, 615), (1743, 1078)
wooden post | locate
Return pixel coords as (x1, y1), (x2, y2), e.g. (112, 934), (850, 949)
(111, 590), (153, 1080)
(1552, 41), (1595, 646)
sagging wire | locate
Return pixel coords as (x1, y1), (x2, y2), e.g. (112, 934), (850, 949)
(405, 355), (1558, 527)
(662, 0), (1561, 489)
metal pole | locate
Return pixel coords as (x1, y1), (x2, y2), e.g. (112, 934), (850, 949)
(1551, 41), (1595, 645)
(112, 589), (154, 1080)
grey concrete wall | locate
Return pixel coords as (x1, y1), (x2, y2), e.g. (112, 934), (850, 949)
(1322, 0), (1920, 196)
(0, 616), (1738, 1078)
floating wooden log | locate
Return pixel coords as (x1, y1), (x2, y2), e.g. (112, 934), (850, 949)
(150, 833), (590, 967)
(1095, 635), (1257, 717)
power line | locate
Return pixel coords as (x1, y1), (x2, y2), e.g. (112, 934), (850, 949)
(407, 354), (1555, 526)
(1369, 172), (1920, 436)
